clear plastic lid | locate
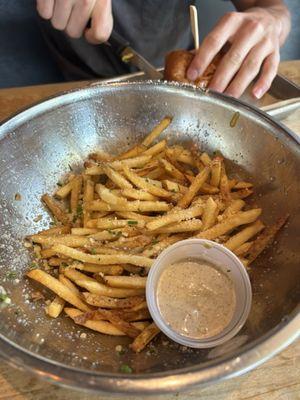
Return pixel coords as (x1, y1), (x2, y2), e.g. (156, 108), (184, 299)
(146, 239), (252, 348)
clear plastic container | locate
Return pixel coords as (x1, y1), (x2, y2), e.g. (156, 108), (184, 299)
(146, 239), (252, 348)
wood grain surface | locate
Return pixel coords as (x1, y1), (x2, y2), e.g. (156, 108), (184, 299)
(0, 60), (299, 400)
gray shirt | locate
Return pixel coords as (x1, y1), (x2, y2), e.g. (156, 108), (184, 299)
(39, 0), (196, 80)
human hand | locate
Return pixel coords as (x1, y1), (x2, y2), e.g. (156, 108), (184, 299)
(36, 0), (113, 44)
(187, 8), (287, 98)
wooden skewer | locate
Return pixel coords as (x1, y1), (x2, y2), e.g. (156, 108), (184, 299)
(189, 5), (199, 50)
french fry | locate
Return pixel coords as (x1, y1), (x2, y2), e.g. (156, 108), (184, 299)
(224, 220), (265, 251)
(143, 140), (167, 156)
(233, 181), (253, 190)
(247, 215), (289, 264)
(121, 188), (157, 201)
(41, 194), (69, 225)
(70, 176), (82, 214)
(82, 293), (145, 309)
(31, 234), (92, 248)
(222, 199), (245, 219)
(142, 234), (186, 258)
(45, 296), (65, 318)
(86, 229), (121, 241)
(165, 147), (195, 166)
(160, 158), (186, 182)
(130, 300), (148, 312)
(199, 183), (219, 195)
(123, 166), (171, 198)
(40, 248), (57, 258)
(201, 197), (219, 231)
(153, 219), (203, 234)
(83, 177), (94, 227)
(65, 307), (126, 336)
(95, 183), (128, 206)
(110, 155), (152, 170)
(27, 269), (90, 311)
(35, 225), (71, 236)
(116, 145), (145, 161)
(63, 269), (144, 298)
(71, 228), (98, 235)
(76, 309), (141, 338)
(196, 209), (262, 240)
(95, 218), (145, 230)
(74, 263), (124, 275)
(102, 164), (133, 189)
(104, 275), (147, 289)
(234, 241), (253, 257)
(116, 211), (154, 222)
(146, 204), (203, 231)
(220, 164), (231, 204)
(200, 152), (212, 166)
(142, 116), (172, 147)
(88, 150), (111, 162)
(58, 274), (80, 294)
(210, 157), (222, 187)
(130, 322), (160, 352)
(142, 167), (165, 180)
(55, 177), (75, 199)
(53, 244), (153, 268)
(85, 199), (171, 213)
(231, 188), (253, 199)
(48, 257), (68, 267)
(177, 167), (210, 208)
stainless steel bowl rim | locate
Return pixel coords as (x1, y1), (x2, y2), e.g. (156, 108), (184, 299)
(0, 81), (299, 394)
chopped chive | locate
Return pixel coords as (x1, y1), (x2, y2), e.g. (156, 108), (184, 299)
(6, 271), (17, 280)
(90, 248), (97, 255)
(120, 364), (132, 373)
(127, 220), (138, 225)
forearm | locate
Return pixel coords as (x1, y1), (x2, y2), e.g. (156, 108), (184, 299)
(232, 0), (291, 45)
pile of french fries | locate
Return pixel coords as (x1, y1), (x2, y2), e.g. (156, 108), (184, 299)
(26, 116), (288, 353)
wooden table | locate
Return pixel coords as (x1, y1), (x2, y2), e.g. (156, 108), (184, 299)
(0, 61), (299, 400)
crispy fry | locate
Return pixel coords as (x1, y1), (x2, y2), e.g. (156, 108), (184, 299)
(146, 204), (203, 231)
(200, 152), (212, 166)
(102, 164), (133, 189)
(142, 116), (172, 147)
(247, 215), (289, 264)
(143, 140), (167, 156)
(82, 293), (145, 309)
(71, 228), (98, 235)
(86, 199), (171, 213)
(130, 322), (160, 352)
(58, 274), (80, 294)
(70, 176), (82, 214)
(31, 234), (92, 248)
(110, 155), (152, 170)
(233, 241), (253, 257)
(210, 157), (222, 187)
(177, 167), (210, 208)
(231, 188), (253, 199)
(104, 275), (147, 289)
(201, 197), (219, 231)
(55, 178), (75, 199)
(121, 188), (157, 201)
(222, 199), (245, 219)
(153, 219), (203, 234)
(53, 244), (153, 268)
(165, 147), (195, 166)
(220, 164), (231, 204)
(27, 269), (90, 311)
(89, 150), (111, 162)
(116, 211), (154, 222)
(196, 209), (262, 240)
(45, 296), (65, 318)
(123, 165), (171, 198)
(142, 234), (186, 258)
(63, 268), (144, 298)
(93, 218), (144, 230)
(233, 181), (253, 190)
(65, 307), (126, 335)
(41, 194), (69, 224)
(224, 220), (264, 251)
(73, 263), (124, 275)
(160, 158), (186, 182)
(83, 177), (94, 227)
(35, 225), (71, 236)
(40, 248), (57, 258)
(116, 145), (146, 161)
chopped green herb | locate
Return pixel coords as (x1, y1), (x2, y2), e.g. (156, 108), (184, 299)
(49, 221), (56, 226)
(72, 215), (78, 223)
(29, 262), (38, 270)
(69, 164), (73, 171)
(6, 271), (17, 280)
(120, 364), (132, 373)
(127, 220), (138, 225)
(56, 181), (63, 187)
(151, 239), (159, 245)
(0, 293), (11, 305)
(90, 248), (97, 255)
(61, 262), (68, 269)
(171, 189), (176, 193)
(76, 204), (83, 216)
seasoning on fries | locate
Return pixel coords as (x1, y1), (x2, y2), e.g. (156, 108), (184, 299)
(24, 116), (288, 354)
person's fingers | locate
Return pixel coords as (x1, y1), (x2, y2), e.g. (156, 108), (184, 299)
(208, 19), (266, 93)
(36, 0), (55, 19)
(85, 0), (113, 44)
(224, 40), (274, 98)
(51, 0), (74, 31)
(187, 12), (243, 81)
(252, 51), (280, 99)
(65, 0), (96, 38)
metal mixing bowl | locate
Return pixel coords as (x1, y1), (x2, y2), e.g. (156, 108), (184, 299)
(0, 81), (299, 395)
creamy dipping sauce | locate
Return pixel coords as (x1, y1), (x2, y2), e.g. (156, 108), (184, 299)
(157, 259), (236, 339)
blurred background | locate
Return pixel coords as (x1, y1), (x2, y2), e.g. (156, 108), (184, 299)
(0, 0), (299, 89)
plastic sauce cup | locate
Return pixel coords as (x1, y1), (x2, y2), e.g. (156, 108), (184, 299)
(146, 239), (252, 348)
